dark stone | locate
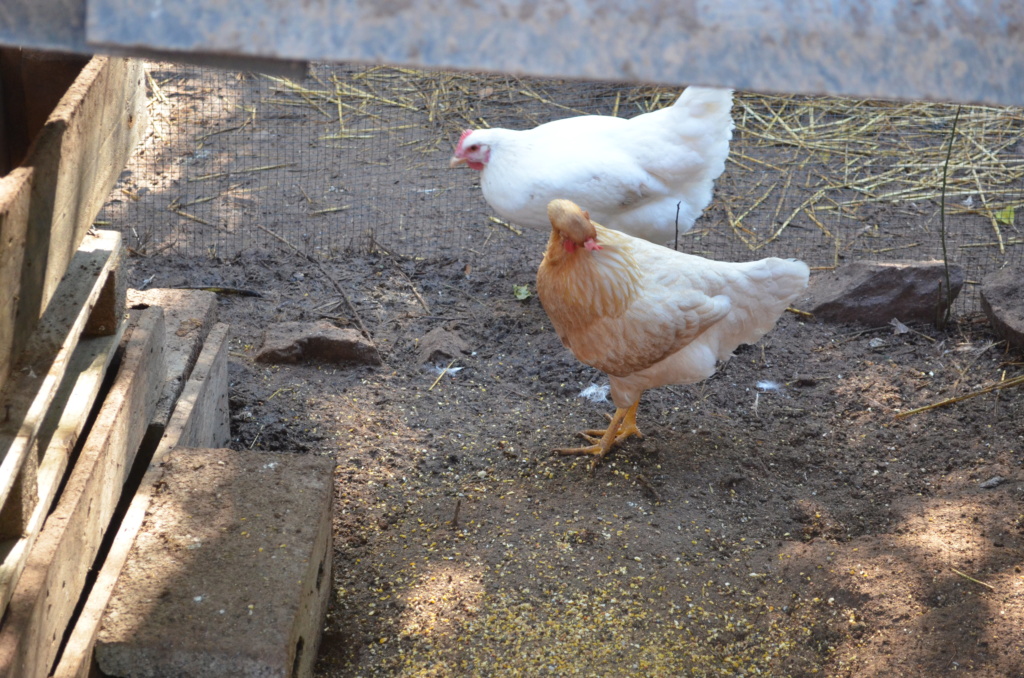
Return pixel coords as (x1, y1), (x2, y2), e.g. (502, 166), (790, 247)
(808, 260), (964, 326)
(980, 266), (1024, 350)
(256, 320), (380, 365)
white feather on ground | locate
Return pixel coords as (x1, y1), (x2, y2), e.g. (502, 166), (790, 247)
(578, 383), (611, 404)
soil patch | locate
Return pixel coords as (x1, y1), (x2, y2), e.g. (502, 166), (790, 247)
(125, 244), (1024, 677)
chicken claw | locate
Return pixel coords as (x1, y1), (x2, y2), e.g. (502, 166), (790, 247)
(582, 408), (644, 442)
(556, 402), (642, 467)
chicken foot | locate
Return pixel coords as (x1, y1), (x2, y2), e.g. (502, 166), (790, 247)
(556, 401), (643, 466)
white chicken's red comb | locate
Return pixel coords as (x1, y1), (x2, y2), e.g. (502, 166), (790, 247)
(456, 129), (474, 152)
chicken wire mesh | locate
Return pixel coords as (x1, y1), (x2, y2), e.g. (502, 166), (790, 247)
(99, 61), (1024, 312)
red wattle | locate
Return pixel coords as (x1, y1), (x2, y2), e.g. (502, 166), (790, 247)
(563, 239), (577, 253)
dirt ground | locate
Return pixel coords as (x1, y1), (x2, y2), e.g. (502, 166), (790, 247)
(106, 63), (1024, 677)
(122, 240), (1024, 677)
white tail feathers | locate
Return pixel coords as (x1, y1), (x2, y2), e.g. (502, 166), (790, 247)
(698, 256), (809, 366)
(763, 257), (811, 303)
(732, 257), (809, 344)
(671, 86), (735, 121)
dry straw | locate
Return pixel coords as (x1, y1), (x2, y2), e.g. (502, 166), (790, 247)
(262, 66), (1023, 267)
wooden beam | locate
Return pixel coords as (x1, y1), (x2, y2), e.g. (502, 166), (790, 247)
(52, 322), (231, 678)
(0, 167), (31, 400)
(21, 56), (145, 326)
(0, 321), (125, 614)
(0, 307), (164, 678)
(152, 321), (232, 461)
(0, 55), (145, 394)
(0, 229), (123, 539)
(125, 288), (220, 430)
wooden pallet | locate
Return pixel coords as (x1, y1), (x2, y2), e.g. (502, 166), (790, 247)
(0, 307), (232, 677)
(0, 323), (125, 621)
(0, 230), (124, 553)
(0, 51), (179, 678)
(0, 307), (166, 678)
(54, 322), (232, 678)
(0, 55), (146, 396)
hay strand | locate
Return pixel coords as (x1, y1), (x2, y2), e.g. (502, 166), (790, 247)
(895, 373), (1024, 419)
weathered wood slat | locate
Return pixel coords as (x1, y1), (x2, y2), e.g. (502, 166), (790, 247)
(125, 288), (220, 431)
(152, 321), (232, 461)
(0, 168), (31, 403)
(0, 55), (145, 395)
(0, 321), (126, 615)
(52, 322), (231, 678)
(0, 307), (165, 678)
(0, 229), (123, 539)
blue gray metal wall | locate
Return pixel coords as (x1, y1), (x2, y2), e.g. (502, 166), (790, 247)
(3, 0), (1023, 105)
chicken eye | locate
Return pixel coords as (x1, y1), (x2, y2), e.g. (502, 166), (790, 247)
(469, 144), (479, 151)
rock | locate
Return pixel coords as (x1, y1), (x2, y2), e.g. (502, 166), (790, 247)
(416, 326), (470, 364)
(980, 266), (1024, 349)
(807, 260), (964, 326)
(979, 476), (1005, 490)
(256, 320), (380, 365)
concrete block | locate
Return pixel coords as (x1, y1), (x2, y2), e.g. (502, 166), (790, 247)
(95, 447), (335, 678)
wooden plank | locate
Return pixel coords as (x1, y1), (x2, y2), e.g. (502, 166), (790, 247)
(0, 167), (31, 400)
(52, 322), (230, 678)
(152, 321), (232, 458)
(82, 255), (127, 338)
(0, 55), (146, 395)
(0, 320), (125, 614)
(0, 307), (164, 678)
(20, 56), (145, 330)
(126, 288), (220, 430)
(0, 230), (123, 539)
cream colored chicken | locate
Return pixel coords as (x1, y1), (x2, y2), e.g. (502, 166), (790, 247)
(536, 199), (809, 466)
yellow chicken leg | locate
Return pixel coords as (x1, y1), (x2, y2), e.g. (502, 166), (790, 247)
(582, 401), (644, 445)
(556, 400), (643, 466)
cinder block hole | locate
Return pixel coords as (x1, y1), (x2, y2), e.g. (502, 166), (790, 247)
(292, 636), (305, 677)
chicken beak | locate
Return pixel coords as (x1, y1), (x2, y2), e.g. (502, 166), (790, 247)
(449, 155), (468, 169)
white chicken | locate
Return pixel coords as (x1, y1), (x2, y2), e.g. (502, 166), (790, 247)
(536, 199), (809, 466)
(450, 86), (734, 244)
